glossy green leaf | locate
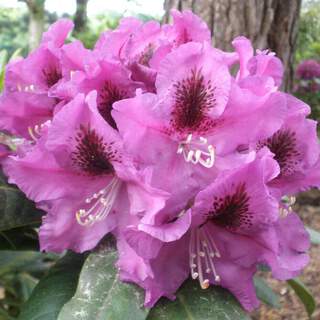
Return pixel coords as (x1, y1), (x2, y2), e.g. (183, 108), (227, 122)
(254, 276), (280, 308)
(306, 227), (320, 245)
(58, 242), (148, 320)
(147, 281), (250, 320)
(0, 172), (44, 231)
(18, 252), (86, 320)
(287, 278), (316, 317)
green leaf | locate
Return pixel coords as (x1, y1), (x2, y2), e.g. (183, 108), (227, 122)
(287, 278), (316, 317)
(16, 273), (38, 302)
(58, 242), (149, 320)
(0, 227), (39, 251)
(306, 227), (320, 245)
(254, 276), (280, 308)
(0, 251), (43, 276)
(0, 307), (15, 320)
(0, 171), (44, 231)
(0, 50), (8, 73)
(147, 280), (250, 320)
(10, 48), (23, 61)
(18, 252), (86, 320)
(0, 50), (8, 92)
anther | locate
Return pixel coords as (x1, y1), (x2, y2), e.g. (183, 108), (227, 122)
(189, 227), (221, 290)
(201, 279), (210, 289)
(177, 134), (215, 168)
(192, 272), (199, 279)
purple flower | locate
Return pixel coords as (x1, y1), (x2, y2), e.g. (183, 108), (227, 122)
(256, 96), (320, 195)
(0, 19), (73, 139)
(0, 19), (93, 140)
(116, 151), (309, 310)
(5, 19), (74, 95)
(0, 13), (317, 313)
(3, 92), (167, 252)
(53, 58), (142, 130)
(163, 9), (211, 47)
(232, 36), (284, 94)
(112, 41), (287, 202)
(0, 91), (55, 138)
(296, 59), (320, 80)
(95, 10), (211, 92)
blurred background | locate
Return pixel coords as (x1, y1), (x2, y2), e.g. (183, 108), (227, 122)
(0, 0), (319, 319)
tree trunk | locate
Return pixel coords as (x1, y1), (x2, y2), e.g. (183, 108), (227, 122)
(74, 0), (89, 33)
(20, 0), (45, 51)
(163, 0), (301, 91)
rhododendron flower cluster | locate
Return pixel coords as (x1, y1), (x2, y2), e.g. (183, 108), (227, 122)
(296, 59), (320, 80)
(1, 11), (319, 311)
(295, 59), (320, 93)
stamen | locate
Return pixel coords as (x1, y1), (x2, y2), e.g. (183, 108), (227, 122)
(14, 83), (35, 93)
(177, 134), (215, 168)
(24, 84), (35, 92)
(28, 127), (38, 141)
(189, 226), (221, 289)
(76, 177), (122, 226)
(196, 230), (207, 289)
(28, 121), (51, 141)
(189, 230), (198, 279)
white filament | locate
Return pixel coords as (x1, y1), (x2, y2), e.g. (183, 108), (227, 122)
(76, 177), (122, 227)
(177, 134), (215, 168)
(189, 226), (221, 289)
(28, 121), (51, 141)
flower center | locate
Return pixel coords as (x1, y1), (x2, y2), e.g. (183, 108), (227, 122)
(189, 226), (221, 289)
(170, 69), (216, 135)
(174, 28), (192, 47)
(207, 183), (252, 230)
(138, 43), (155, 66)
(258, 129), (300, 176)
(97, 81), (127, 130)
(71, 125), (118, 176)
(177, 134), (215, 168)
(42, 67), (62, 88)
(76, 177), (122, 226)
